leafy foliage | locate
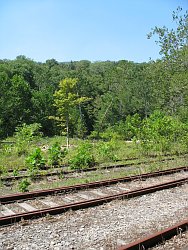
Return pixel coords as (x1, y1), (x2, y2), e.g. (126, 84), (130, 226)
(0, 8), (187, 149)
(25, 148), (46, 177)
(69, 142), (95, 170)
(13, 167), (19, 176)
(0, 165), (8, 176)
(14, 123), (42, 155)
(48, 142), (67, 166)
(49, 78), (91, 147)
(114, 114), (141, 140)
(147, 7), (188, 60)
(18, 178), (30, 192)
(137, 111), (187, 155)
(97, 140), (118, 162)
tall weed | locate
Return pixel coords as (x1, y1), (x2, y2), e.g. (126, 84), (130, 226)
(48, 142), (67, 166)
(69, 142), (95, 170)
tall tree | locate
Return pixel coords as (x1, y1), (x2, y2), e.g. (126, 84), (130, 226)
(147, 7), (188, 61)
(49, 78), (90, 148)
(147, 7), (188, 117)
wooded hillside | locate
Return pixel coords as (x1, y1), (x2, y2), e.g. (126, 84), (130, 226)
(0, 8), (187, 139)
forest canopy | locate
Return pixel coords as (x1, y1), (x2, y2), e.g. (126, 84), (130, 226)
(0, 8), (187, 139)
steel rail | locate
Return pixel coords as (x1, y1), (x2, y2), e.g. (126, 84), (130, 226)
(1, 166), (187, 204)
(6, 152), (187, 173)
(0, 155), (182, 182)
(118, 219), (188, 250)
(0, 177), (187, 226)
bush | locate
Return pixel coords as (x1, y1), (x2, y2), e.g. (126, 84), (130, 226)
(69, 142), (95, 170)
(137, 111), (187, 155)
(0, 165), (7, 176)
(14, 123), (42, 155)
(13, 167), (19, 176)
(18, 178), (30, 192)
(25, 148), (46, 177)
(14, 123), (42, 141)
(97, 139), (118, 161)
(114, 114), (141, 140)
(100, 127), (120, 141)
(97, 114), (141, 141)
(48, 142), (67, 166)
(88, 130), (100, 140)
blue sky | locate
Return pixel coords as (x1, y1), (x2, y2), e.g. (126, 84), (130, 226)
(0, 0), (187, 63)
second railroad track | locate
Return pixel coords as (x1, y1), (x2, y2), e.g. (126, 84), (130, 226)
(0, 166), (188, 226)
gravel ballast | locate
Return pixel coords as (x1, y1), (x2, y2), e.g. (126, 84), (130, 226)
(150, 230), (188, 250)
(0, 183), (188, 250)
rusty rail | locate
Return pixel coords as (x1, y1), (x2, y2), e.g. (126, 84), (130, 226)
(0, 177), (187, 226)
(1, 166), (187, 204)
(118, 219), (188, 250)
(1, 154), (185, 182)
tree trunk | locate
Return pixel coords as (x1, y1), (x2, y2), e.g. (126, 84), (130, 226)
(66, 113), (69, 149)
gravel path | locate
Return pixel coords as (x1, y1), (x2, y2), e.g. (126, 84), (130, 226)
(0, 183), (188, 250)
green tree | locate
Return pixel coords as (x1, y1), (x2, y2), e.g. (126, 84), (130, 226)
(147, 7), (188, 60)
(50, 78), (90, 148)
(147, 7), (188, 117)
(0, 73), (32, 137)
(137, 111), (186, 155)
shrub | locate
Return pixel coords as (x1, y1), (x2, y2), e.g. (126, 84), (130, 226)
(97, 114), (141, 141)
(100, 127), (120, 141)
(18, 178), (30, 192)
(26, 148), (46, 177)
(14, 123), (42, 141)
(13, 168), (19, 176)
(137, 111), (187, 155)
(97, 140), (118, 162)
(0, 165), (7, 176)
(114, 114), (141, 140)
(48, 142), (67, 166)
(14, 123), (42, 155)
(69, 142), (95, 170)
(88, 130), (100, 140)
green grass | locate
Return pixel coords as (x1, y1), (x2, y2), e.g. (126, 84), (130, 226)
(0, 135), (187, 172)
(0, 135), (187, 195)
(0, 154), (187, 196)
(0, 137), (140, 171)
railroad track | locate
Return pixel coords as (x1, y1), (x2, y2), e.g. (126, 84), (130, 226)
(1, 154), (186, 182)
(4, 152), (187, 173)
(118, 219), (188, 250)
(0, 166), (187, 226)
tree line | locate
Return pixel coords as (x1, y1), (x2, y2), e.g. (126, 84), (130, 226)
(0, 8), (187, 139)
